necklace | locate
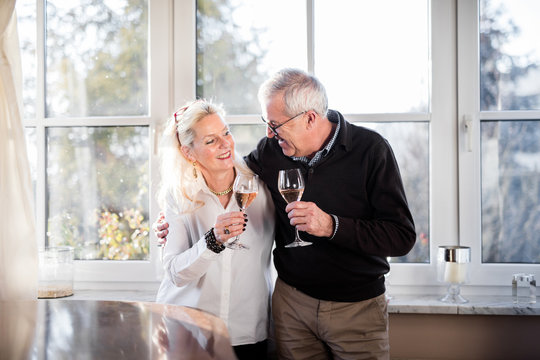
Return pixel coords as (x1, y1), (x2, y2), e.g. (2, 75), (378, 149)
(209, 184), (233, 196)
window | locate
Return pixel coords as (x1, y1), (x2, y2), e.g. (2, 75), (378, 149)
(17, 0), (537, 289)
(189, 0), (540, 288)
(193, 0), (431, 265)
(17, 0), (170, 283)
(459, 0), (540, 286)
(45, 0), (148, 117)
(196, 0), (307, 115)
(46, 126), (149, 261)
(194, 0), (308, 163)
(481, 120), (540, 263)
(315, 0), (430, 114)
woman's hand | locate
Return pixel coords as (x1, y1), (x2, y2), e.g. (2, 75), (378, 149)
(153, 211), (169, 246)
(213, 211), (247, 244)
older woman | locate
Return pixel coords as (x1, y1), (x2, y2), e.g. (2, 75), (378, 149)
(155, 100), (275, 359)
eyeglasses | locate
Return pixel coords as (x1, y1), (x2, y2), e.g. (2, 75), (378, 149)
(260, 111), (307, 136)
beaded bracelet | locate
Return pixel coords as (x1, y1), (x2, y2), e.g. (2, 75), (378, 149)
(205, 228), (225, 254)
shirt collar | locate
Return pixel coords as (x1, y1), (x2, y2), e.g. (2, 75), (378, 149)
(292, 114), (341, 167)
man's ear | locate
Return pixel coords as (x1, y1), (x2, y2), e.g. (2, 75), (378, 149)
(180, 145), (195, 162)
(305, 110), (317, 130)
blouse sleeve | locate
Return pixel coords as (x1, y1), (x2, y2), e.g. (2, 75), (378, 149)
(161, 194), (220, 287)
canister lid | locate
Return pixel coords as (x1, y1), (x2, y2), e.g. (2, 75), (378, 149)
(438, 246), (471, 263)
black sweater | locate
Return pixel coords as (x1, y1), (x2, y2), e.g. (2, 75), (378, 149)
(245, 110), (416, 302)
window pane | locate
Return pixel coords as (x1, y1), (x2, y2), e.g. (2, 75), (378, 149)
(230, 124), (266, 157)
(480, 0), (540, 111)
(359, 122), (430, 263)
(45, 0), (148, 117)
(315, 0), (430, 114)
(481, 121), (540, 263)
(196, 0), (307, 114)
(16, 0), (37, 119)
(46, 126), (149, 260)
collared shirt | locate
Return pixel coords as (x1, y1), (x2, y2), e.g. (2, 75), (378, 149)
(156, 174), (275, 346)
(292, 117), (341, 167)
(291, 117), (341, 238)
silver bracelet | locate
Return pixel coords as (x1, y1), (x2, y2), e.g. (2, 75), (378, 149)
(329, 214), (339, 240)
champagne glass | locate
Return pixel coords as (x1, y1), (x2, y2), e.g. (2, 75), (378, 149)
(226, 173), (258, 250)
(385, 257), (393, 301)
(278, 169), (312, 248)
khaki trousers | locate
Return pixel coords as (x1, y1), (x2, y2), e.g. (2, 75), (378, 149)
(272, 278), (389, 360)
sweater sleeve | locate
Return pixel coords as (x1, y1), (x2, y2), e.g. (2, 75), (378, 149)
(332, 139), (416, 257)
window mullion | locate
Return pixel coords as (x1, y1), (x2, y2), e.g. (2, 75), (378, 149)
(457, 0), (483, 282)
(307, 0), (314, 74)
(173, 0), (196, 109)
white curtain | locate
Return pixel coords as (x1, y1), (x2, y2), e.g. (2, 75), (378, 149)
(0, 0), (38, 300)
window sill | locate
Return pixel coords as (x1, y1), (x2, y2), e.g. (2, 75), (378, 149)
(53, 290), (540, 316)
(388, 294), (539, 316)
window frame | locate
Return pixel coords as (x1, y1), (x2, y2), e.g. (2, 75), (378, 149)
(23, 0), (538, 291)
(388, 0), (458, 288)
(23, 0), (171, 285)
(457, 0), (540, 288)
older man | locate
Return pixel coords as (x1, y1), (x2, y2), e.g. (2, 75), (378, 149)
(245, 68), (415, 360)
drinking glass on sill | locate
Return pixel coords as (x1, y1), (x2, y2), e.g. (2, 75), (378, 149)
(38, 246), (74, 299)
(512, 273), (536, 305)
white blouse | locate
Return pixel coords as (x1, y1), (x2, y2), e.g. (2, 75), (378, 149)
(155, 176), (275, 346)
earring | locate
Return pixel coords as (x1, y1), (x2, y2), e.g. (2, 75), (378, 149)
(192, 162), (198, 179)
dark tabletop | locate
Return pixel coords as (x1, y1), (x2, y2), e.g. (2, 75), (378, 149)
(0, 299), (237, 360)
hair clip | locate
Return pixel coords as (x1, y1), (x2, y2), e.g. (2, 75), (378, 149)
(174, 99), (205, 123)
(174, 105), (189, 123)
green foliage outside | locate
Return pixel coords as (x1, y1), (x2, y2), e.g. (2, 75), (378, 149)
(39, 0), (149, 260)
(98, 208), (149, 260)
(196, 0), (268, 114)
(49, 207), (149, 260)
(46, 126), (149, 260)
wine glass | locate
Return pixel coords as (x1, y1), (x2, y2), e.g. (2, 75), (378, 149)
(278, 169), (312, 248)
(225, 173), (258, 250)
(385, 257), (393, 301)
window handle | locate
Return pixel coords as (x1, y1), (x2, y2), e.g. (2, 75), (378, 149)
(462, 116), (473, 152)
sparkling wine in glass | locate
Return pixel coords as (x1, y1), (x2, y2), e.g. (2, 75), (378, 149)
(278, 169), (312, 248)
(226, 174), (258, 250)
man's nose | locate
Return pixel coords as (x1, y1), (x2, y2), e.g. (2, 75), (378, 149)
(266, 126), (276, 138)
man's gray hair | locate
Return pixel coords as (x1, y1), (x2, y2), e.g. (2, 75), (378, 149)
(258, 68), (328, 118)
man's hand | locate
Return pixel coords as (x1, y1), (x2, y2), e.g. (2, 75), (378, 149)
(153, 211), (169, 246)
(285, 201), (334, 238)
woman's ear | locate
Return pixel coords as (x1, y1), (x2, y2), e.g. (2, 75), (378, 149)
(180, 145), (195, 162)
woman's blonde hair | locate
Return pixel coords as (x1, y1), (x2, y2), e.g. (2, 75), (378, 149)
(157, 99), (252, 213)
